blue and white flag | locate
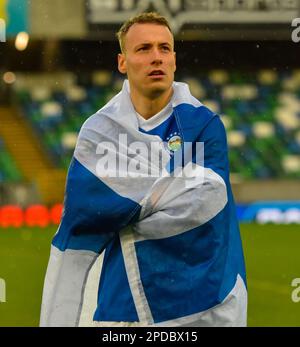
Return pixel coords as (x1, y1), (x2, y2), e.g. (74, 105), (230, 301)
(40, 80), (247, 327)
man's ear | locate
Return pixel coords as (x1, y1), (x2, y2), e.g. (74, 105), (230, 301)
(118, 53), (127, 74)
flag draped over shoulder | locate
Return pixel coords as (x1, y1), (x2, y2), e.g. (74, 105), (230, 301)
(40, 80), (247, 327)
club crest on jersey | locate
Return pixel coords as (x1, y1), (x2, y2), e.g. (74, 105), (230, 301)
(166, 132), (182, 153)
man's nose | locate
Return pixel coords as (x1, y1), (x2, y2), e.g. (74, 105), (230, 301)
(151, 48), (163, 65)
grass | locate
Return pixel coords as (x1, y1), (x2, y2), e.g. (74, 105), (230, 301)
(0, 224), (299, 326)
(241, 224), (300, 327)
(0, 227), (54, 326)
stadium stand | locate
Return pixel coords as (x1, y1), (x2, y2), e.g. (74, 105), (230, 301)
(12, 69), (300, 180)
(0, 136), (22, 183)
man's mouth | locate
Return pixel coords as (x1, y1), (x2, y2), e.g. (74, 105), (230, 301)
(148, 70), (165, 77)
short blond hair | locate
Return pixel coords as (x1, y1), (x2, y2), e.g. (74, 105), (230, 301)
(116, 12), (173, 53)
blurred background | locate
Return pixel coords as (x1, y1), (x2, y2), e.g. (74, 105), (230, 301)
(0, 0), (299, 326)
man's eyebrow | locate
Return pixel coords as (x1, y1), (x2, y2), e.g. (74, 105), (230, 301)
(134, 42), (172, 49)
(133, 42), (150, 50)
(136, 42), (151, 47)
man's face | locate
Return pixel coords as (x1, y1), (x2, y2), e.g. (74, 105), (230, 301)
(118, 23), (176, 99)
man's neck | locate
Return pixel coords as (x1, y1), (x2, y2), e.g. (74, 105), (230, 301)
(130, 87), (173, 120)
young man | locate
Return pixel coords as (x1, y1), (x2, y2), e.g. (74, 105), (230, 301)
(40, 12), (247, 327)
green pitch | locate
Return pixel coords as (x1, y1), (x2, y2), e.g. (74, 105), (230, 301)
(0, 224), (299, 326)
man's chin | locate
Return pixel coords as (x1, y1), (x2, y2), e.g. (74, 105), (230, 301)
(147, 82), (171, 98)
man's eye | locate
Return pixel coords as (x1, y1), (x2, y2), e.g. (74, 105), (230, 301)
(138, 47), (148, 51)
(162, 46), (170, 51)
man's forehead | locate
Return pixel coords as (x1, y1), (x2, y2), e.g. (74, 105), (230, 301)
(125, 23), (173, 46)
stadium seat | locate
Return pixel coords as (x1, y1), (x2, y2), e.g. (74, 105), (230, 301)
(61, 132), (78, 150)
(30, 86), (51, 102)
(92, 70), (112, 86)
(282, 155), (300, 176)
(252, 122), (275, 139)
(65, 85), (87, 102)
(208, 70), (229, 85)
(182, 77), (206, 99)
(257, 69), (278, 85)
(227, 130), (246, 147)
(41, 101), (63, 119)
(203, 100), (220, 113)
(220, 115), (232, 130)
(275, 108), (299, 130)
